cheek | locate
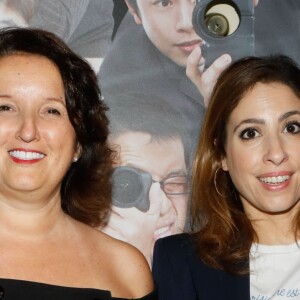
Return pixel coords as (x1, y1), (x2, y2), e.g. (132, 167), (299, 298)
(48, 127), (77, 153)
(225, 147), (254, 188)
(172, 196), (188, 217)
(225, 143), (257, 173)
(142, 17), (170, 43)
(226, 156), (258, 200)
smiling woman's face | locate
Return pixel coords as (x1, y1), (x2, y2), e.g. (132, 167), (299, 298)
(0, 54), (80, 198)
(222, 82), (300, 219)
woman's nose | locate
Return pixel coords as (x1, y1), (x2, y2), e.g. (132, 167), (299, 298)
(15, 114), (40, 142)
(263, 135), (288, 166)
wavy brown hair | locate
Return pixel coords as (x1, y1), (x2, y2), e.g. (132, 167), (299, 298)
(191, 55), (300, 274)
(0, 27), (113, 227)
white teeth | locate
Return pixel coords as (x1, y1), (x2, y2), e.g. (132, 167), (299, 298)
(9, 150), (45, 160)
(260, 175), (289, 184)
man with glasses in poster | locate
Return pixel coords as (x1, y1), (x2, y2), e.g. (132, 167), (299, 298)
(102, 93), (189, 266)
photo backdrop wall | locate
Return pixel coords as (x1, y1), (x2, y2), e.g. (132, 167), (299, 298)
(1, 0), (299, 266)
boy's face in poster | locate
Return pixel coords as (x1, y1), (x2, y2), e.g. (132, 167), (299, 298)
(126, 0), (259, 69)
(102, 131), (188, 264)
(127, 0), (201, 67)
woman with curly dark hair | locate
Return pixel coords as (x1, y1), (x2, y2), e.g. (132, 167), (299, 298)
(0, 27), (155, 300)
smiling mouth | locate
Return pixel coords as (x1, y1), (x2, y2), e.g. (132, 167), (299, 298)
(259, 175), (290, 185)
(9, 150), (45, 160)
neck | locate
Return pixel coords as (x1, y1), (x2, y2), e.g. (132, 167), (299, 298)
(0, 189), (68, 239)
(249, 209), (299, 245)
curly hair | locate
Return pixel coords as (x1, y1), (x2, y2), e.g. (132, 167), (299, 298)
(0, 27), (113, 227)
(191, 55), (300, 274)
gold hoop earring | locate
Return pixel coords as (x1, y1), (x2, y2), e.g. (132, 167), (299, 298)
(214, 167), (228, 198)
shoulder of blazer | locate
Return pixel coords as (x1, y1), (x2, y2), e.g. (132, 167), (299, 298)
(152, 233), (198, 300)
(153, 233), (250, 300)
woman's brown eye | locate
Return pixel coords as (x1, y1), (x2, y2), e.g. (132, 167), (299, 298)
(0, 105), (11, 111)
(285, 122), (300, 134)
(48, 108), (61, 115)
(240, 128), (258, 140)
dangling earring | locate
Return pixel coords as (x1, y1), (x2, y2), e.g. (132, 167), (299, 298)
(214, 167), (229, 198)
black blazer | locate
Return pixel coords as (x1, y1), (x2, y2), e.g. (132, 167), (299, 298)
(152, 233), (250, 300)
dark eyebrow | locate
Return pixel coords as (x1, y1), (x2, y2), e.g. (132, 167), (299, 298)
(45, 96), (65, 103)
(278, 110), (300, 122)
(233, 110), (300, 133)
(233, 118), (265, 133)
(0, 95), (65, 104)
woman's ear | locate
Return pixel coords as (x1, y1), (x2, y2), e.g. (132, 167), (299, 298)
(215, 138), (228, 171)
(124, 0), (143, 25)
(73, 143), (82, 163)
(221, 156), (229, 171)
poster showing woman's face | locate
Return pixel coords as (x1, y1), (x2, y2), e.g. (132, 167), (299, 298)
(1, 0), (299, 267)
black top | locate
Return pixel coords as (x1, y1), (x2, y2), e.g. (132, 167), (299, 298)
(0, 278), (157, 300)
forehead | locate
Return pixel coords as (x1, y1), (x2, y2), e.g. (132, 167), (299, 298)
(110, 131), (186, 177)
(229, 82), (300, 122)
(0, 53), (59, 74)
(0, 53), (61, 78)
(0, 53), (65, 100)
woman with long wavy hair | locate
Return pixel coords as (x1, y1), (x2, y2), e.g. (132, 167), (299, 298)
(153, 55), (300, 300)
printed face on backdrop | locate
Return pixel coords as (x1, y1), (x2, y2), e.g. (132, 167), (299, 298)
(0, 54), (79, 196)
(125, 0), (260, 68)
(102, 131), (188, 265)
(222, 82), (300, 220)
(126, 0), (202, 67)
